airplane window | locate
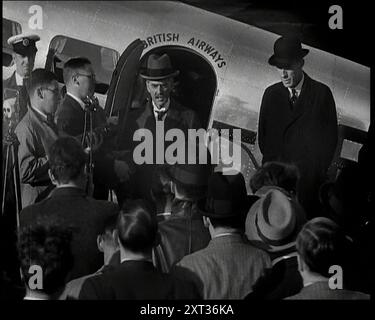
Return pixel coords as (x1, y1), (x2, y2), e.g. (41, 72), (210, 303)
(45, 35), (119, 95)
(2, 18), (22, 67)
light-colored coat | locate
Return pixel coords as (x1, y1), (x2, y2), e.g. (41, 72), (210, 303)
(14, 108), (58, 208)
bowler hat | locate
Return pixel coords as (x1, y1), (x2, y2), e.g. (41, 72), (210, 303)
(140, 54), (179, 80)
(198, 171), (254, 219)
(245, 188), (306, 253)
(7, 33), (40, 56)
(268, 36), (309, 68)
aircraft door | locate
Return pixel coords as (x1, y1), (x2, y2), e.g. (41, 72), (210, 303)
(104, 39), (144, 149)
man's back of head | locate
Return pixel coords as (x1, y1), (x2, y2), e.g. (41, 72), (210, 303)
(28, 68), (60, 115)
(18, 223), (74, 299)
(117, 199), (157, 256)
(48, 136), (87, 188)
(63, 57), (95, 99)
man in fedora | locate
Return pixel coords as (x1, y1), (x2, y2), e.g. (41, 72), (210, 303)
(244, 188), (307, 299)
(258, 36), (338, 219)
(175, 171), (271, 299)
(120, 53), (201, 202)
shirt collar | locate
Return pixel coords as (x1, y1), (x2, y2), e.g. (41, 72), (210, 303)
(30, 105), (48, 121)
(15, 72), (25, 86)
(152, 99), (170, 120)
(288, 73), (305, 96)
(67, 92), (86, 110)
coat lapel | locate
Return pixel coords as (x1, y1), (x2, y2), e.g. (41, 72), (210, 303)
(284, 73), (313, 129)
(136, 100), (154, 129)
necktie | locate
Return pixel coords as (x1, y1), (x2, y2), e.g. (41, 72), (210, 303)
(156, 109), (167, 121)
(290, 88), (298, 106)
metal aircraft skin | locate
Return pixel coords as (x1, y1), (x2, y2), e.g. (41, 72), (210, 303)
(3, 1), (370, 189)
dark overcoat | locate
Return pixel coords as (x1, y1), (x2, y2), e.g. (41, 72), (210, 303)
(118, 98), (201, 202)
(55, 95), (117, 195)
(258, 73), (338, 216)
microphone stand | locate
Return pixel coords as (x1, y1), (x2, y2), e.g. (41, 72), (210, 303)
(83, 96), (98, 197)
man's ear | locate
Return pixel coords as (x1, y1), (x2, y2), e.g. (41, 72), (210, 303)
(48, 169), (58, 186)
(112, 229), (119, 248)
(72, 75), (79, 86)
(97, 235), (104, 252)
(203, 216), (210, 228)
(37, 87), (44, 99)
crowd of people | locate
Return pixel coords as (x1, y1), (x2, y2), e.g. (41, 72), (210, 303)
(1, 33), (373, 300)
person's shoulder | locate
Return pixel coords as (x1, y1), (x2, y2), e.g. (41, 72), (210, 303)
(14, 111), (33, 135)
(171, 99), (196, 115)
(178, 245), (210, 267)
(19, 203), (39, 227)
(305, 74), (332, 93)
(57, 95), (78, 114)
(3, 72), (15, 87)
(264, 81), (284, 93)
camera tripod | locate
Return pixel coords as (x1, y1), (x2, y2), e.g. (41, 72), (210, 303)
(2, 123), (22, 229)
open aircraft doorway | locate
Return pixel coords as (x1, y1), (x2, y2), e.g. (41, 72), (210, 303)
(140, 46), (217, 129)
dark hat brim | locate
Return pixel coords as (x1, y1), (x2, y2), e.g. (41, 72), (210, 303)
(268, 48), (309, 68)
(140, 70), (179, 80)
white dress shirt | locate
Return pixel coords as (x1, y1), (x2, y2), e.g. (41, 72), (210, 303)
(152, 99), (170, 121)
(288, 73), (305, 99)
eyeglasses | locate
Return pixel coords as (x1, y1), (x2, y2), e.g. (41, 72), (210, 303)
(75, 73), (96, 80)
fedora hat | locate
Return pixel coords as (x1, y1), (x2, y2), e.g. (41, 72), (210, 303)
(140, 53), (179, 80)
(8, 33), (40, 56)
(245, 188), (306, 253)
(198, 171), (255, 219)
(268, 36), (309, 68)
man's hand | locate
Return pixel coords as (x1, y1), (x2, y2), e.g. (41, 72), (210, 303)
(114, 159), (132, 183)
(84, 131), (103, 154)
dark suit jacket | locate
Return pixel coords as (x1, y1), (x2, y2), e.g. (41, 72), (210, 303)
(177, 234), (271, 299)
(20, 187), (119, 281)
(155, 202), (211, 273)
(79, 260), (202, 300)
(245, 254), (303, 300)
(14, 108), (58, 208)
(55, 95), (117, 190)
(118, 98), (201, 202)
(286, 281), (370, 300)
(258, 73), (338, 216)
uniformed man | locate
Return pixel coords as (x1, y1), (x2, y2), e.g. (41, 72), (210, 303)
(3, 33), (40, 123)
